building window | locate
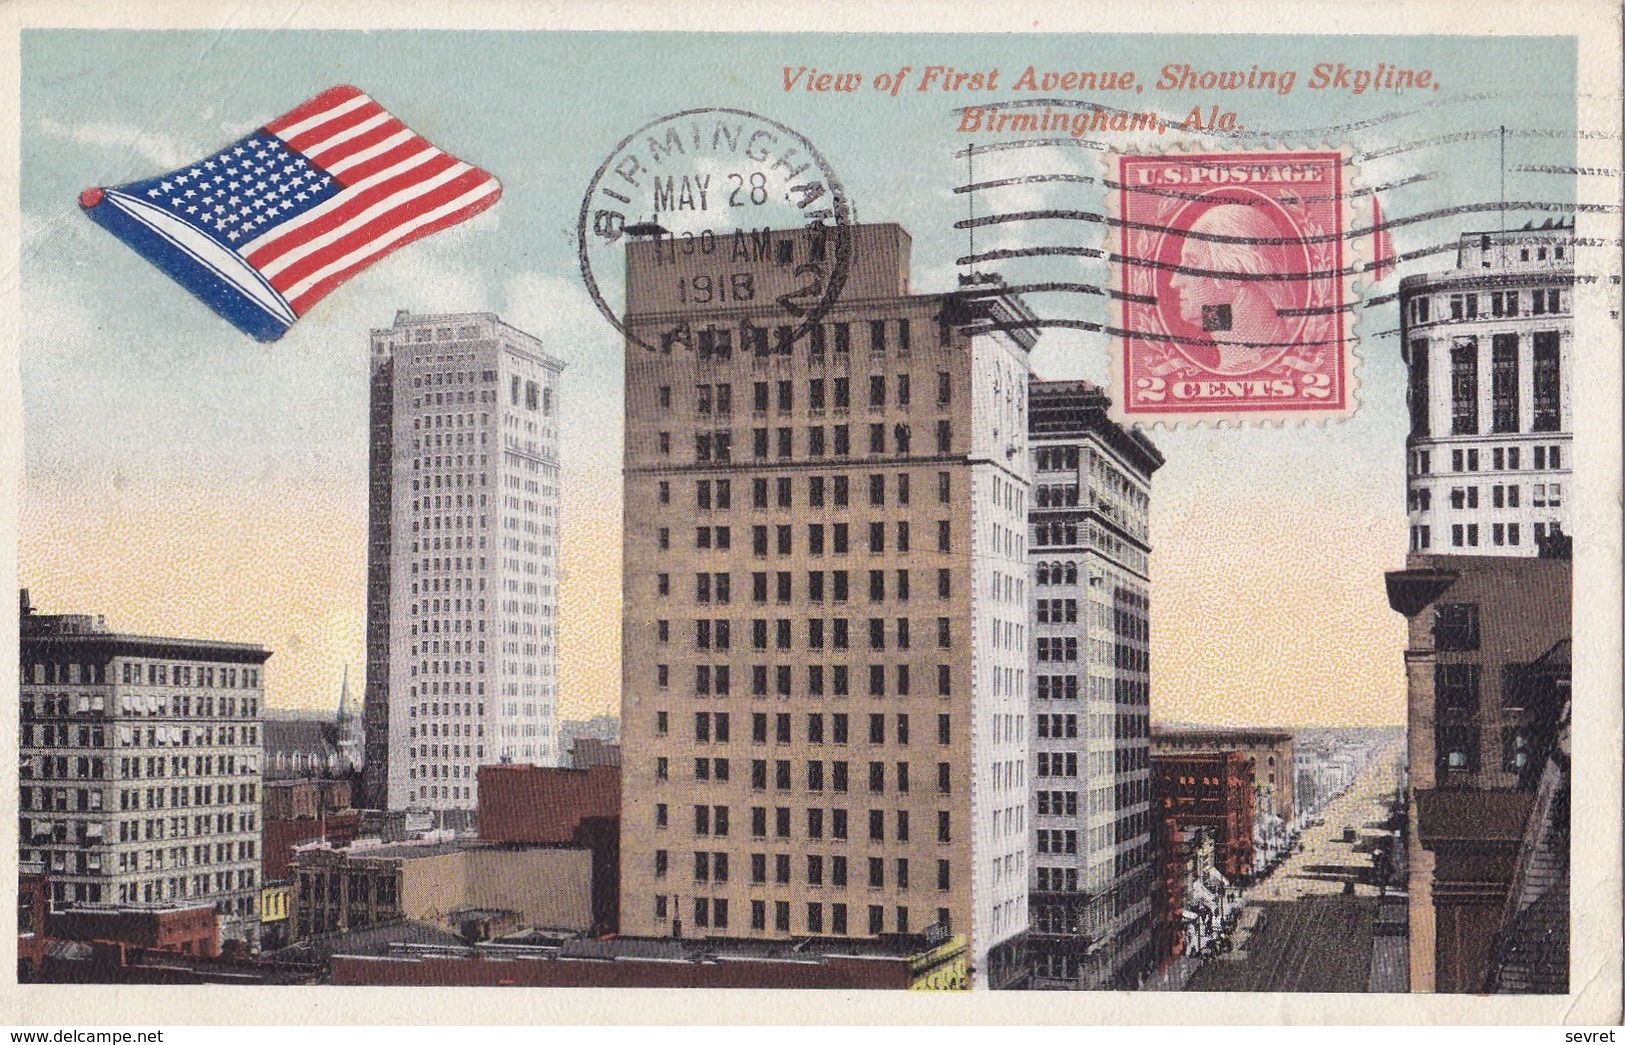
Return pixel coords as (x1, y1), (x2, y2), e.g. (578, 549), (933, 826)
(1450, 337), (1478, 435)
(1532, 331), (1561, 432)
(1435, 663), (1481, 713)
(1436, 724), (1480, 774)
(1408, 341), (1430, 437)
(1433, 604), (1480, 651)
(1490, 333), (1519, 433)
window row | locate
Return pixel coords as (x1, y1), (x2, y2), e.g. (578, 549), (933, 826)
(667, 318), (926, 363)
(664, 711), (956, 747)
(650, 806), (954, 848)
(654, 894), (950, 939)
(678, 372), (946, 416)
(685, 568), (955, 608)
(683, 422), (955, 462)
(659, 520), (954, 557)
(653, 661), (959, 698)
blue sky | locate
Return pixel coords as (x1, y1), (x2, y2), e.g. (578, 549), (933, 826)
(17, 29), (1577, 724)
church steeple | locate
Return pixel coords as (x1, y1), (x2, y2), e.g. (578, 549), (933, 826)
(335, 664), (364, 776)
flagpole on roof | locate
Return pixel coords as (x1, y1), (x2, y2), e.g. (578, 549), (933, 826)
(1499, 125), (1507, 235)
(966, 143), (976, 277)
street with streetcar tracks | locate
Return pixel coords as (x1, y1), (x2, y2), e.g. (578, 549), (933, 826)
(1182, 741), (1408, 992)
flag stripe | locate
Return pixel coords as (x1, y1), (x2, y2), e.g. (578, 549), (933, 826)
(269, 166), (491, 290)
(295, 110), (394, 164)
(286, 184), (502, 314)
(243, 138), (438, 257)
(251, 153), (464, 276)
(266, 88), (371, 140)
(323, 128), (423, 178)
(278, 98), (384, 153)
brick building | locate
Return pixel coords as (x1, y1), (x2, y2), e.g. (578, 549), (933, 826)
(1385, 552), (1571, 992)
(477, 763), (621, 934)
(477, 763), (619, 841)
(263, 779), (355, 820)
(262, 813), (362, 884)
(1148, 817), (1185, 969)
(1151, 751), (1255, 881)
(50, 903), (220, 957)
(18, 864), (50, 982)
(1151, 725), (1295, 824)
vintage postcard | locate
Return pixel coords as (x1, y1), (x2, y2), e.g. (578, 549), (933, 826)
(3, 0), (1621, 1028)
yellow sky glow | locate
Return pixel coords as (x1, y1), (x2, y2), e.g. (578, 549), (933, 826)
(21, 455), (1404, 727)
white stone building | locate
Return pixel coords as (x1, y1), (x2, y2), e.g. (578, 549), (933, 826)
(361, 310), (565, 827)
(1025, 379), (1163, 990)
(1400, 221), (1573, 557)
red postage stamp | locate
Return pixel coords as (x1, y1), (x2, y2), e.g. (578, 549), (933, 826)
(1112, 150), (1354, 422)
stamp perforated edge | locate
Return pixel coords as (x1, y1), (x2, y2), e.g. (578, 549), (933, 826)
(1103, 142), (1369, 429)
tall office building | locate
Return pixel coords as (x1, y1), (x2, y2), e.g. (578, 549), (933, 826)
(618, 223), (1034, 988)
(1024, 380), (1162, 989)
(362, 310), (565, 827)
(17, 591), (270, 951)
(1400, 221), (1573, 557)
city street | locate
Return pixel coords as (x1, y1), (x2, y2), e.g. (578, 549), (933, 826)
(1183, 741), (1407, 992)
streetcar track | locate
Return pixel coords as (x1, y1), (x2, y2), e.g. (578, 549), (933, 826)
(1182, 743), (1403, 992)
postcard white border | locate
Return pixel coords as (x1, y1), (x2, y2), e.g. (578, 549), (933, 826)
(1, 0), (1619, 1027)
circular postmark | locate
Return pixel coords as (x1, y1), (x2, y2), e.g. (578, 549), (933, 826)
(577, 107), (854, 355)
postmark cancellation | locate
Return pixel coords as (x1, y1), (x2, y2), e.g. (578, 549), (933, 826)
(1108, 147), (1360, 425)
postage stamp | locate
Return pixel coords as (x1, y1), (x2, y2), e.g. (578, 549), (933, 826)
(3, 0), (1623, 1033)
(1111, 150), (1354, 421)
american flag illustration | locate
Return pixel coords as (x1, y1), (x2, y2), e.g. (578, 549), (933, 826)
(79, 85), (502, 341)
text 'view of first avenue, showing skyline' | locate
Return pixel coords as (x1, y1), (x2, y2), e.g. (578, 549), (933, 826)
(18, 212), (1572, 992)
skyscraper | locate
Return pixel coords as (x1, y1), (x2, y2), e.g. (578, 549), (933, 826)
(362, 310), (564, 828)
(17, 590), (270, 951)
(1400, 221), (1573, 557)
(617, 223), (1035, 988)
(1026, 379), (1162, 990)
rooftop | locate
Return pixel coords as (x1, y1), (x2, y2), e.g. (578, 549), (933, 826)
(20, 592), (271, 664)
(1152, 724), (1294, 744)
(379, 929), (962, 967)
(1028, 377), (1164, 475)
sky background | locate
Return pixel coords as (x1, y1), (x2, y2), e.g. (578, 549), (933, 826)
(17, 30), (1576, 727)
